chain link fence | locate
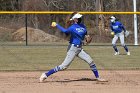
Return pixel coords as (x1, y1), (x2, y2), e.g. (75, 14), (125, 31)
(0, 13), (139, 46)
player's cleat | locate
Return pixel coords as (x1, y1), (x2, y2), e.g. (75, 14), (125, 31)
(96, 78), (108, 82)
(39, 73), (47, 83)
(114, 52), (119, 55)
(127, 52), (130, 55)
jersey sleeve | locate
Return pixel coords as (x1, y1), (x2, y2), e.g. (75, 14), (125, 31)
(110, 24), (114, 31)
(56, 24), (71, 34)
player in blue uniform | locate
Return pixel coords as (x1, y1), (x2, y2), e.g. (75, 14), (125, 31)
(39, 12), (106, 82)
(110, 16), (130, 55)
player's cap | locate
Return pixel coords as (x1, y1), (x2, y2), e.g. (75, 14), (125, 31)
(70, 13), (83, 20)
(110, 16), (116, 20)
(110, 16), (116, 22)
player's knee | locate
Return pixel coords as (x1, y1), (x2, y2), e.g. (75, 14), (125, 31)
(112, 44), (116, 47)
(89, 61), (95, 66)
(84, 57), (93, 65)
(58, 65), (68, 71)
(87, 60), (93, 65)
(112, 44), (115, 46)
(121, 43), (125, 47)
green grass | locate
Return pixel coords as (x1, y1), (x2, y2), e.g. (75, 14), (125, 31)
(0, 45), (140, 71)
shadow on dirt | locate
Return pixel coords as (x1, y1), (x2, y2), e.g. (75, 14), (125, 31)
(44, 78), (97, 83)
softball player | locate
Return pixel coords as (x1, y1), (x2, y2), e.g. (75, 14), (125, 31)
(110, 16), (130, 55)
(39, 12), (106, 82)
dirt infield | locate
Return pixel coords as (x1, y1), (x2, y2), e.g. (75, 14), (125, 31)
(0, 70), (140, 93)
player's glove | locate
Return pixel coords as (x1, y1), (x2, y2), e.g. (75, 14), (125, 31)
(124, 30), (129, 37)
(83, 35), (93, 45)
(51, 22), (57, 27)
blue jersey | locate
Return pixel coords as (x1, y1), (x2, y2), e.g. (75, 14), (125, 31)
(110, 21), (126, 34)
(56, 23), (87, 46)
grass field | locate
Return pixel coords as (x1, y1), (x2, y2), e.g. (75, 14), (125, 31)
(0, 44), (140, 71)
(0, 44), (140, 93)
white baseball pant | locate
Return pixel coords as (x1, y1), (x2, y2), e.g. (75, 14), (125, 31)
(58, 44), (93, 70)
(112, 31), (125, 46)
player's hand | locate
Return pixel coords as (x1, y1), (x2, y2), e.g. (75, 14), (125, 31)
(51, 22), (57, 27)
(111, 32), (114, 35)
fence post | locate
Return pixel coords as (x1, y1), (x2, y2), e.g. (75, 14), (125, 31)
(133, 0), (138, 45)
(25, 14), (28, 46)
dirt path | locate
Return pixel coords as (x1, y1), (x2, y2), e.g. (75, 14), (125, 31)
(0, 70), (140, 93)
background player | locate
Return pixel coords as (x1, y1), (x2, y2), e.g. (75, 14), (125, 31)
(39, 12), (106, 82)
(110, 16), (130, 55)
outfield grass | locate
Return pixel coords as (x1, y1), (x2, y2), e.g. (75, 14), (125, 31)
(0, 44), (140, 71)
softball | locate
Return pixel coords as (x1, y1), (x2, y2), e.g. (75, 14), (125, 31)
(111, 32), (114, 35)
(51, 22), (57, 27)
